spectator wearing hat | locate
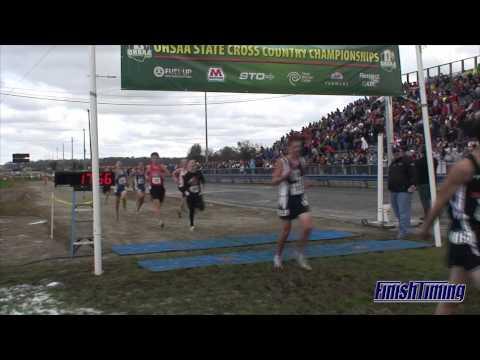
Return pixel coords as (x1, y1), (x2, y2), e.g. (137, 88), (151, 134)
(388, 147), (417, 239)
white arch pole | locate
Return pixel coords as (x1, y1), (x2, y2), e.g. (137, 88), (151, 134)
(89, 45), (103, 274)
(416, 45), (441, 247)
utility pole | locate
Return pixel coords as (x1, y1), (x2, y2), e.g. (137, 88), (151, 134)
(71, 137), (74, 162)
(56, 147), (58, 160)
(83, 128), (86, 161)
(204, 92), (208, 164)
(62, 143), (65, 160)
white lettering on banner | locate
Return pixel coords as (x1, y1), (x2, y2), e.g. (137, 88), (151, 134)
(239, 72), (274, 81)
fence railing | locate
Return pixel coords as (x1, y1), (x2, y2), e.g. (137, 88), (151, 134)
(402, 55), (479, 85)
(202, 161), (455, 177)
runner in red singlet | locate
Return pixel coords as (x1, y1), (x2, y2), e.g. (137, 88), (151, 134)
(145, 152), (170, 228)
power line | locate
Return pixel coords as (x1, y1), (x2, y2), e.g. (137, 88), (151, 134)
(0, 85), (295, 102)
(0, 85), (270, 102)
(17, 46), (56, 85)
(0, 91), (295, 107)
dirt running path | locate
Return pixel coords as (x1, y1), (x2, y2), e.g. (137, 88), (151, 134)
(0, 180), (392, 266)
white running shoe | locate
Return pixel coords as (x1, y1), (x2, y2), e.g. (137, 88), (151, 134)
(158, 220), (165, 228)
(273, 254), (283, 270)
(295, 252), (312, 271)
(190, 226), (195, 232)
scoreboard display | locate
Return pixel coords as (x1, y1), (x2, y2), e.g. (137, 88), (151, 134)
(13, 153), (30, 163)
(55, 171), (114, 190)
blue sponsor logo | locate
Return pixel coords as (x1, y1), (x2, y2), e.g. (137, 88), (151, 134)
(374, 281), (466, 303)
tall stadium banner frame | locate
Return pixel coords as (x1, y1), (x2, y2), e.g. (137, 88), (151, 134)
(416, 45), (441, 247)
(91, 44), (427, 276)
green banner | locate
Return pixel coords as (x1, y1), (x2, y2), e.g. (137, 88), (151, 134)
(121, 45), (402, 96)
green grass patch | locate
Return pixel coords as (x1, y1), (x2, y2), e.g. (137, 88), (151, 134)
(1, 245), (477, 314)
(0, 179), (14, 189)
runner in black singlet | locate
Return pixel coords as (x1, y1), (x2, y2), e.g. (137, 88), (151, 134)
(114, 161), (128, 222)
(172, 159), (188, 218)
(102, 166), (113, 203)
(180, 160), (205, 231)
(272, 136), (313, 271)
(421, 111), (480, 314)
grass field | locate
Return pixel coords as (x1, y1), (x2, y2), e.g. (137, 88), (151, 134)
(0, 178), (14, 189)
(1, 179), (478, 314)
(2, 245), (479, 314)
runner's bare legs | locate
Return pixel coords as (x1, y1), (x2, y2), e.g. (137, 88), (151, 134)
(136, 191), (145, 212)
(435, 267), (467, 314)
(105, 189), (111, 204)
(275, 221), (292, 269)
(152, 198), (162, 225)
(115, 193), (121, 222)
(297, 212), (313, 255)
(122, 192), (127, 211)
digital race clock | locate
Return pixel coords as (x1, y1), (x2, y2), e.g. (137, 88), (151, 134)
(55, 171), (114, 190)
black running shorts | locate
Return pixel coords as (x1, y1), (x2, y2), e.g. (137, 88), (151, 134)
(178, 187), (186, 198)
(150, 185), (165, 202)
(279, 194), (310, 221)
(447, 241), (480, 271)
(187, 193), (205, 211)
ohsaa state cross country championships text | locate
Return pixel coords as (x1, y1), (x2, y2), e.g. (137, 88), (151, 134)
(152, 45), (381, 63)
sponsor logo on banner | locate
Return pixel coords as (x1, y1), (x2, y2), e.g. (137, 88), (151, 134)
(153, 66), (192, 79)
(330, 72), (344, 80)
(324, 71), (349, 87)
(380, 49), (397, 72)
(126, 45), (153, 63)
(239, 72), (274, 81)
(287, 72), (313, 86)
(360, 73), (381, 88)
(207, 67), (226, 82)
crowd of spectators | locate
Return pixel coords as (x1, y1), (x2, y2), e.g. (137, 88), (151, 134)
(205, 69), (480, 173)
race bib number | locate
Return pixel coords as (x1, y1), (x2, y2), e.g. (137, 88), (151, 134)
(137, 177), (145, 185)
(152, 176), (162, 185)
(118, 177), (127, 185)
(190, 185), (200, 193)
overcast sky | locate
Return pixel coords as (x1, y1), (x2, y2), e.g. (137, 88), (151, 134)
(1, 45), (479, 164)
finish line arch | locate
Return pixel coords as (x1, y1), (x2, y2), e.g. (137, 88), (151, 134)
(87, 44), (439, 275)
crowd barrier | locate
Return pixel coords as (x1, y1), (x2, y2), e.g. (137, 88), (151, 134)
(204, 173), (447, 188)
(402, 55), (479, 85)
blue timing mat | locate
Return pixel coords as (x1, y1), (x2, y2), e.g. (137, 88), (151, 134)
(112, 230), (354, 255)
(138, 240), (432, 272)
